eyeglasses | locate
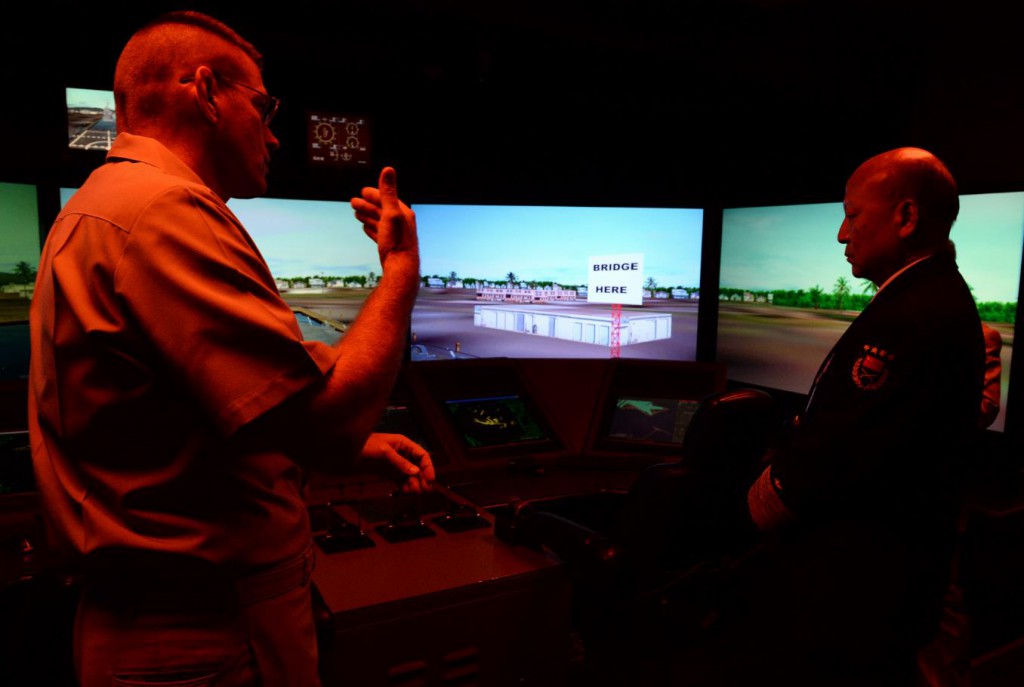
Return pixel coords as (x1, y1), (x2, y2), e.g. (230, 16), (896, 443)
(180, 71), (280, 125)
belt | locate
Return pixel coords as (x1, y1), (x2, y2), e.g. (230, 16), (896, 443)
(81, 544), (317, 610)
(236, 543), (316, 605)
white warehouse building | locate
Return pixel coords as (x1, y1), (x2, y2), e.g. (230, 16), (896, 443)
(473, 305), (671, 347)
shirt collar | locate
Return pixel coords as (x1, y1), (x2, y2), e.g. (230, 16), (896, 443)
(873, 254), (937, 297)
(106, 132), (207, 188)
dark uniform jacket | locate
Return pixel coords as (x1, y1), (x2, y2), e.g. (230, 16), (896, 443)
(771, 251), (984, 529)
(764, 250), (986, 655)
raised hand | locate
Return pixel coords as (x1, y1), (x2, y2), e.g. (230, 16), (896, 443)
(351, 166), (418, 267)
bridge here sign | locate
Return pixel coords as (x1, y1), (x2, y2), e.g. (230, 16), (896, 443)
(587, 253), (644, 306)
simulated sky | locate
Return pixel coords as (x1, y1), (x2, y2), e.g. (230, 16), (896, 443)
(65, 87), (115, 110)
(721, 192), (1023, 303)
(227, 197), (380, 279)
(0, 182), (40, 273)
(415, 204), (704, 288)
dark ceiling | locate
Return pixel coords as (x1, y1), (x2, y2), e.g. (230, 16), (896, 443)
(4, 0), (1023, 207)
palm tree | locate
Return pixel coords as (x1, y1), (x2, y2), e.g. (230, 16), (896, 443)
(834, 276), (850, 311)
(14, 261), (36, 298)
(809, 285), (824, 309)
(506, 271), (518, 285)
(860, 279), (878, 295)
(15, 261), (35, 284)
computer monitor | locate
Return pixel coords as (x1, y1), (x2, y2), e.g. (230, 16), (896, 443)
(606, 398), (700, 446)
(579, 359), (727, 467)
(410, 203), (703, 362)
(718, 192), (1023, 432)
(408, 358), (564, 469)
(443, 394), (550, 449)
(66, 87), (117, 151)
(306, 111), (371, 167)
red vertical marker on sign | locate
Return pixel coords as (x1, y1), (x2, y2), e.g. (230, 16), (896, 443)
(611, 303), (621, 358)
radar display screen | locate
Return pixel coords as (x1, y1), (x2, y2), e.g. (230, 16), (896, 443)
(443, 395), (549, 449)
(608, 397), (700, 445)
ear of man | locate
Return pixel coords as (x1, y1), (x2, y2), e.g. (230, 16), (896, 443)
(187, 66), (221, 125)
(896, 198), (919, 241)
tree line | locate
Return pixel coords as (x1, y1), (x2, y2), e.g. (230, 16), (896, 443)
(722, 276), (1015, 324)
(424, 271), (700, 297)
(0, 261), (36, 287)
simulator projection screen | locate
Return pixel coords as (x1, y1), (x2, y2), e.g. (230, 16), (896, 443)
(63, 192), (384, 347)
(411, 204), (704, 361)
(0, 182), (39, 381)
(719, 193), (1023, 432)
(227, 196), (382, 345)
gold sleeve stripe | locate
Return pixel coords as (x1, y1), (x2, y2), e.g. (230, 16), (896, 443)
(747, 465), (795, 531)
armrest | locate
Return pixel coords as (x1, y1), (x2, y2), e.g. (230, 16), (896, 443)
(495, 499), (624, 584)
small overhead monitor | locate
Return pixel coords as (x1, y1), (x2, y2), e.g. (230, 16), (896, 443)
(307, 111), (371, 167)
(410, 203), (704, 362)
(718, 193), (1023, 433)
(66, 87), (117, 151)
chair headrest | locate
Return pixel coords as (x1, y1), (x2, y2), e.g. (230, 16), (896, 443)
(679, 388), (782, 473)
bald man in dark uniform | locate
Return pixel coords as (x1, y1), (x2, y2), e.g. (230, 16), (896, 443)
(676, 148), (985, 687)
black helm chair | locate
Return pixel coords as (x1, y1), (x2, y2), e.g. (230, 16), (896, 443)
(495, 387), (783, 686)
